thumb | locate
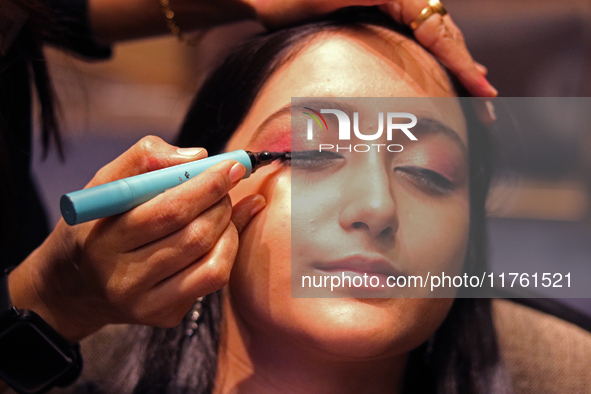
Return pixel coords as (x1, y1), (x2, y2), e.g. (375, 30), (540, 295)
(231, 195), (267, 233)
(88, 136), (208, 187)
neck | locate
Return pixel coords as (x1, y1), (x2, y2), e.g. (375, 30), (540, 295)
(214, 294), (407, 394)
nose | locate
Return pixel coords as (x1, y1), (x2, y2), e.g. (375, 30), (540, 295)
(339, 165), (398, 240)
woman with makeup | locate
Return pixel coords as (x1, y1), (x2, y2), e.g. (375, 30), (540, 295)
(1, 2), (500, 393)
(174, 10), (501, 393)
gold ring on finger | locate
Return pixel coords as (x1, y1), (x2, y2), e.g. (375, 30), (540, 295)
(409, 0), (448, 30)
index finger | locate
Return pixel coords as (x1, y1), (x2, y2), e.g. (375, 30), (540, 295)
(88, 136), (208, 188)
(102, 160), (246, 248)
(380, 0), (497, 97)
(414, 14), (498, 97)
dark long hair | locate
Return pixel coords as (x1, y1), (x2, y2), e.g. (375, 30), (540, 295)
(0, 0), (63, 158)
(1, 0), (64, 269)
(112, 9), (510, 394)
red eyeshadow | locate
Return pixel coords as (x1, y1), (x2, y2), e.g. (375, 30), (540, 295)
(269, 133), (292, 152)
(251, 130), (292, 152)
(402, 145), (465, 184)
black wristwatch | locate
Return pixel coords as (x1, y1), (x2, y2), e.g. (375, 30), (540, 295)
(0, 267), (83, 394)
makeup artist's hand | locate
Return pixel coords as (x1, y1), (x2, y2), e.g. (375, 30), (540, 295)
(89, 0), (496, 104)
(245, 0), (496, 102)
(8, 136), (266, 343)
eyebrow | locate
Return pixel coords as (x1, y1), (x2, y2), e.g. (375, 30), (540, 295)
(248, 100), (357, 145)
(413, 118), (467, 157)
(249, 101), (467, 156)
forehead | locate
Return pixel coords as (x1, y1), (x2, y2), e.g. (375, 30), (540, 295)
(227, 28), (467, 150)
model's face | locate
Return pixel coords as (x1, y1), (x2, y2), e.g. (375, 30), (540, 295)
(225, 28), (469, 359)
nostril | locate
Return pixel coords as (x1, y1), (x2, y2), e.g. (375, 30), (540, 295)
(353, 222), (366, 229)
(379, 227), (393, 238)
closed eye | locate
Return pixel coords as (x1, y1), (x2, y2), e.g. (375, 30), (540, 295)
(394, 166), (454, 195)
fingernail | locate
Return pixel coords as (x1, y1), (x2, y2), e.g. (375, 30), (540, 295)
(485, 100), (496, 123)
(249, 195), (267, 217)
(229, 162), (246, 184)
(475, 62), (488, 75)
(478, 75), (498, 97)
(177, 147), (205, 157)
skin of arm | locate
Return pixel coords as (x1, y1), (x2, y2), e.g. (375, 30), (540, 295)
(87, 0), (497, 100)
(88, 0), (257, 43)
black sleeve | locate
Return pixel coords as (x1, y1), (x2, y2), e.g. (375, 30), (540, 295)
(46, 0), (112, 59)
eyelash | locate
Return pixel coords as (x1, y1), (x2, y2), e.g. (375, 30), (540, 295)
(394, 166), (454, 195)
(283, 151), (454, 194)
(283, 150), (342, 170)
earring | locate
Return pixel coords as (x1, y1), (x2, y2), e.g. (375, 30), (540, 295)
(185, 296), (204, 337)
(424, 333), (436, 366)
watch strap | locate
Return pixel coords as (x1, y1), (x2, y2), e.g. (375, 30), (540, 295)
(0, 267), (83, 392)
(0, 267), (14, 319)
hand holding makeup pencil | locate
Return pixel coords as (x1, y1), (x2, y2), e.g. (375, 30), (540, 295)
(7, 136), (266, 343)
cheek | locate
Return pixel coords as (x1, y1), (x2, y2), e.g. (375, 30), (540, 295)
(228, 171), (292, 319)
(395, 188), (470, 276)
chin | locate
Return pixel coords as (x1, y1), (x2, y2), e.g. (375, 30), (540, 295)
(287, 297), (442, 360)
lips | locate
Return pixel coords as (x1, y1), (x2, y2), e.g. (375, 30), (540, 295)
(312, 255), (403, 278)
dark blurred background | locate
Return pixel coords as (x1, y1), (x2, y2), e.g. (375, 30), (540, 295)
(32, 0), (591, 313)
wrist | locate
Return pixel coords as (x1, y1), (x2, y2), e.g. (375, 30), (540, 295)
(90, 0), (258, 43)
(169, 0), (257, 30)
(1, 254), (84, 392)
(7, 238), (103, 343)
